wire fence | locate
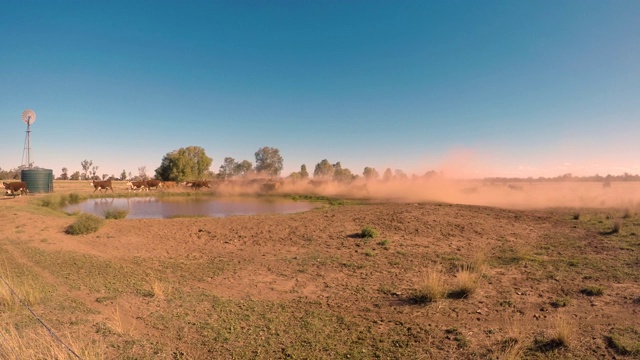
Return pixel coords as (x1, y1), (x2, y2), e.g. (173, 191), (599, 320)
(0, 273), (82, 360)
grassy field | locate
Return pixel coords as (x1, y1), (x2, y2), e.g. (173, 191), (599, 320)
(0, 181), (639, 359)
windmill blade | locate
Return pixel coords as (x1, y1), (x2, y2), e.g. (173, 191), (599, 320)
(22, 109), (36, 125)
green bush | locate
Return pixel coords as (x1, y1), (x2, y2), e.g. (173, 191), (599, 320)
(104, 208), (129, 220)
(65, 213), (104, 235)
(360, 226), (379, 239)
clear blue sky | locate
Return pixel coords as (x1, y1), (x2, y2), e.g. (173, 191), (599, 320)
(1, 1), (638, 179)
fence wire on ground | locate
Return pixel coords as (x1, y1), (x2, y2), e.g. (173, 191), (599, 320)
(0, 273), (83, 359)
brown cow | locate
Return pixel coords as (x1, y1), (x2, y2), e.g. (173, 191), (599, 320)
(3, 181), (28, 197)
(91, 179), (114, 193)
(146, 179), (163, 190)
(186, 180), (210, 190)
(126, 181), (147, 192)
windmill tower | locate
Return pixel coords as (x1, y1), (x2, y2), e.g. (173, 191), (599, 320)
(21, 109), (36, 168)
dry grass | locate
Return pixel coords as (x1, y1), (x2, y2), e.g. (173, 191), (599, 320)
(495, 317), (526, 360)
(0, 324), (104, 360)
(0, 262), (43, 309)
(411, 267), (447, 304)
(553, 316), (573, 348)
(151, 277), (169, 299)
(447, 268), (480, 299)
(106, 305), (136, 336)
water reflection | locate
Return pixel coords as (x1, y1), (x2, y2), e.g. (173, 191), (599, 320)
(65, 197), (316, 219)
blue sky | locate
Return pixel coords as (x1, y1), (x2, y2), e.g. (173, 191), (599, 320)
(1, 1), (638, 179)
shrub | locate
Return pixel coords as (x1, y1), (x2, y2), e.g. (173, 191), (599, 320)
(104, 208), (129, 220)
(360, 226), (379, 239)
(65, 213), (104, 235)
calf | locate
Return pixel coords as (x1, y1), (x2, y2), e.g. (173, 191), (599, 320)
(126, 181), (147, 192)
(91, 179), (114, 193)
(3, 181), (28, 197)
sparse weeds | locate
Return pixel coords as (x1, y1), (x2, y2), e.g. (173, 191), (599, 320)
(65, 213), (103, 235)
(377, 239), (391, 248)
(580, 285), (604, 296)
(606, 327), (640, 356)
(551, 297), (571, 308)
(104, 208), (129, 220)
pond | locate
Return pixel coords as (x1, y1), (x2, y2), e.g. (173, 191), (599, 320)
(64, 196), (317, 219)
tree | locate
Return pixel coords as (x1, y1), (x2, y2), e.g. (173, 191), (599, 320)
(102, 174), (108, 180)
(138, 166), (148, 181)
(333, 162), (353, 182)
(394, 169), (408, 181)
(218, 157), (237, 179)
(254, 147), (283, 177)
(234, 160), (253, 177)
(59, 167), (69, 180)
(155, 146), (213, 182)
(383, 168), (393, 182)
(314, 159), (334, 179)
(120, 169), (127, 181)
(80, 159), (92, 180)
(363, 167), (379, 181)
(91, 165), (99, 179)
(70, 171), (81, 180)
(300, 164), (309, 179)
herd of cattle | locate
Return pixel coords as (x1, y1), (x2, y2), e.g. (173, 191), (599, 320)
(89, 178), (283, 193)
(3, 179), (279, 197)
(89, 179), (219, 193)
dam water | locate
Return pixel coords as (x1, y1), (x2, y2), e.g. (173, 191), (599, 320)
(64, 196), (316, 219)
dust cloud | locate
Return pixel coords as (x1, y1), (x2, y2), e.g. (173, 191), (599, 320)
(210, 177), (640, 210)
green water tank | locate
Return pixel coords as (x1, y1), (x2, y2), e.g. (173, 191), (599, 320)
(21, 169), (54, 193)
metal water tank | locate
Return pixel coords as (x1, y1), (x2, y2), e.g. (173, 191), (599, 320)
(21, 168), (54, 193)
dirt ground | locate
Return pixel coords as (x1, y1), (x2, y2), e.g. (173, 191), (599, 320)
(1, 180), (639, 359)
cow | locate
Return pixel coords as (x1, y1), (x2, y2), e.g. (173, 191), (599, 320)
(91, 179), (114, 193)
(3, 181), (28, 197)
(126, 181), (148, 192)
(146, 179), (163, 190)
(186, 180), (210, 190)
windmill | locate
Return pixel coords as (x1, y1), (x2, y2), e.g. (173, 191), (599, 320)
(21, 109), (36, 168)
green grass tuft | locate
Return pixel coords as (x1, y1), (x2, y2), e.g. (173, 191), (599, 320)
(360, 226), (379, 239)
(65, 213), (104, 235)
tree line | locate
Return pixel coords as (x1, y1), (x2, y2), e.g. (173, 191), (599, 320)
(2, 145), (638, 183)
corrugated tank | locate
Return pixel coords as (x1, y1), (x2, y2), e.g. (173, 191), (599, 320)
(21, 169), (54, 193)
